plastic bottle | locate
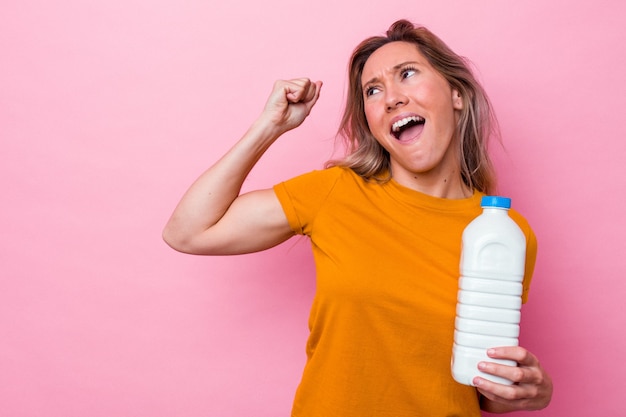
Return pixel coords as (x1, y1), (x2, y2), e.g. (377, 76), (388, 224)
(451, 196), (526, 386)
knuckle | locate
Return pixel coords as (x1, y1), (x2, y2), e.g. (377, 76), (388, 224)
(500, 387), (518, 401)
(527, 385), (539, 399)
(510, 367), (525, 382)
(515, 347), (529, 362)
(534, 370), (545, 385)
(521, 348), (537, 365)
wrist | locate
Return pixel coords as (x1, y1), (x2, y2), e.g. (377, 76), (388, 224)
(252, 113), (291, 139)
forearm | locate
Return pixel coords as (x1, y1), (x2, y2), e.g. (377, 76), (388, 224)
(162, 117), (280, 251)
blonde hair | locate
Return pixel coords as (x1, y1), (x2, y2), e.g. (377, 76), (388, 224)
(328, 19), (499, 194)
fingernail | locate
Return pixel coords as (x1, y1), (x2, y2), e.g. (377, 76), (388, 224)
(478, 361), (487, 370)
(487, 348), (496, 356)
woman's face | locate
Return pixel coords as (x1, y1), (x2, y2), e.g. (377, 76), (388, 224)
(361, 41), (464, 195)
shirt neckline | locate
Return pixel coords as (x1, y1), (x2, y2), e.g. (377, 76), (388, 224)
(383, 177), (484, 213)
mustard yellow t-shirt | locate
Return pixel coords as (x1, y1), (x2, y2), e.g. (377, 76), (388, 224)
(273, 167), (537, 417)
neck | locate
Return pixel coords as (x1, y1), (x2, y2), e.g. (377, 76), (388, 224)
(391, 168), (472, 199)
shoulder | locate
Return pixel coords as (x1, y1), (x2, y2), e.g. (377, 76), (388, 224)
(508, 209), (534, 238)
(276, 166), (358, 192)
(272, 167), (361, 235)
(272, 166), (368, 215)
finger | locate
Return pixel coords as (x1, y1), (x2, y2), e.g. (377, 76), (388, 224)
(474, 375), (537, 402)
(477, 383), (543, 412)
(475, 378), (515, 401)
(302, 80), (322, 103)
(477, 349), (546, 386)
(265, 78), (311, 114)
(302, 81), (322, 112)
(477, 385), (526, 407)
(266, 80), (294, 108)
(487, 346), (534, 363)
(284, 78), (312, 103)
(478, 359), (526, 384)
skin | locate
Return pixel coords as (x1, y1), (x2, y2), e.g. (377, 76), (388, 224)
(163, 43), (552, 411)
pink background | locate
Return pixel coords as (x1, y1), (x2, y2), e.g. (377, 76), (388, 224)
(2, 0), (624, 415)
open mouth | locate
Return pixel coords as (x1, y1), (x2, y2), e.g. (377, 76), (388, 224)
(391, 116), (425, 141)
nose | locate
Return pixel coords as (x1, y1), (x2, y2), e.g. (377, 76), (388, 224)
(385, 87), (408, 112)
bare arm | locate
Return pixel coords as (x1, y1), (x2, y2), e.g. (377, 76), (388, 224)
(163, 78), (322, 255)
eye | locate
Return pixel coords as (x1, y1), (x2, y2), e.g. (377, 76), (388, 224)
(401, 66), (417, 79)
(365, 86), (381, 97)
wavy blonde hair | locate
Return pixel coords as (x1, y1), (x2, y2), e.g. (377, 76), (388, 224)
(328, 19), (499, 194)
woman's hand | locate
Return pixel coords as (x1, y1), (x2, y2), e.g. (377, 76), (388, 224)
(259, 78), (323, 136)
(475, 346), (553, 413)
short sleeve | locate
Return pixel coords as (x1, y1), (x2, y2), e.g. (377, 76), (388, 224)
(273, 167), (343, 236)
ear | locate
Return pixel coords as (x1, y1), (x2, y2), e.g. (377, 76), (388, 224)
(452, 89), (463, 110)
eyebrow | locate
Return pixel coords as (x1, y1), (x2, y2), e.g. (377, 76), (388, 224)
(362, 61), (419, 89)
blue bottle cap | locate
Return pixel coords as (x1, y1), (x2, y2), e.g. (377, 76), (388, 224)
(481, 196), (511, 209)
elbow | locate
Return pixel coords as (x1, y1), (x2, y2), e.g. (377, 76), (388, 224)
(162, 223), (218, 255)
(162, 223), (194, 254)
(162, 226), (181, 252)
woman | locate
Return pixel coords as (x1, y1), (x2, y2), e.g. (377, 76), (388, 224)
(163, 20), (552, 416)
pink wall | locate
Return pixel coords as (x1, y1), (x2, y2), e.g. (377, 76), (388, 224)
(2, 0), (624, 415)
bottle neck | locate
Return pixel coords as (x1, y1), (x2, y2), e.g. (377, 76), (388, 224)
(482, 207), (510, 214)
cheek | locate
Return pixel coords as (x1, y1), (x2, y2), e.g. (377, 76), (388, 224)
(416, 78), (454, 107)
(363, 105), (382, 133)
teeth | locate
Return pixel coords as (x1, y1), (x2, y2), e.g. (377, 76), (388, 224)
(392, 116), (424, 132)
